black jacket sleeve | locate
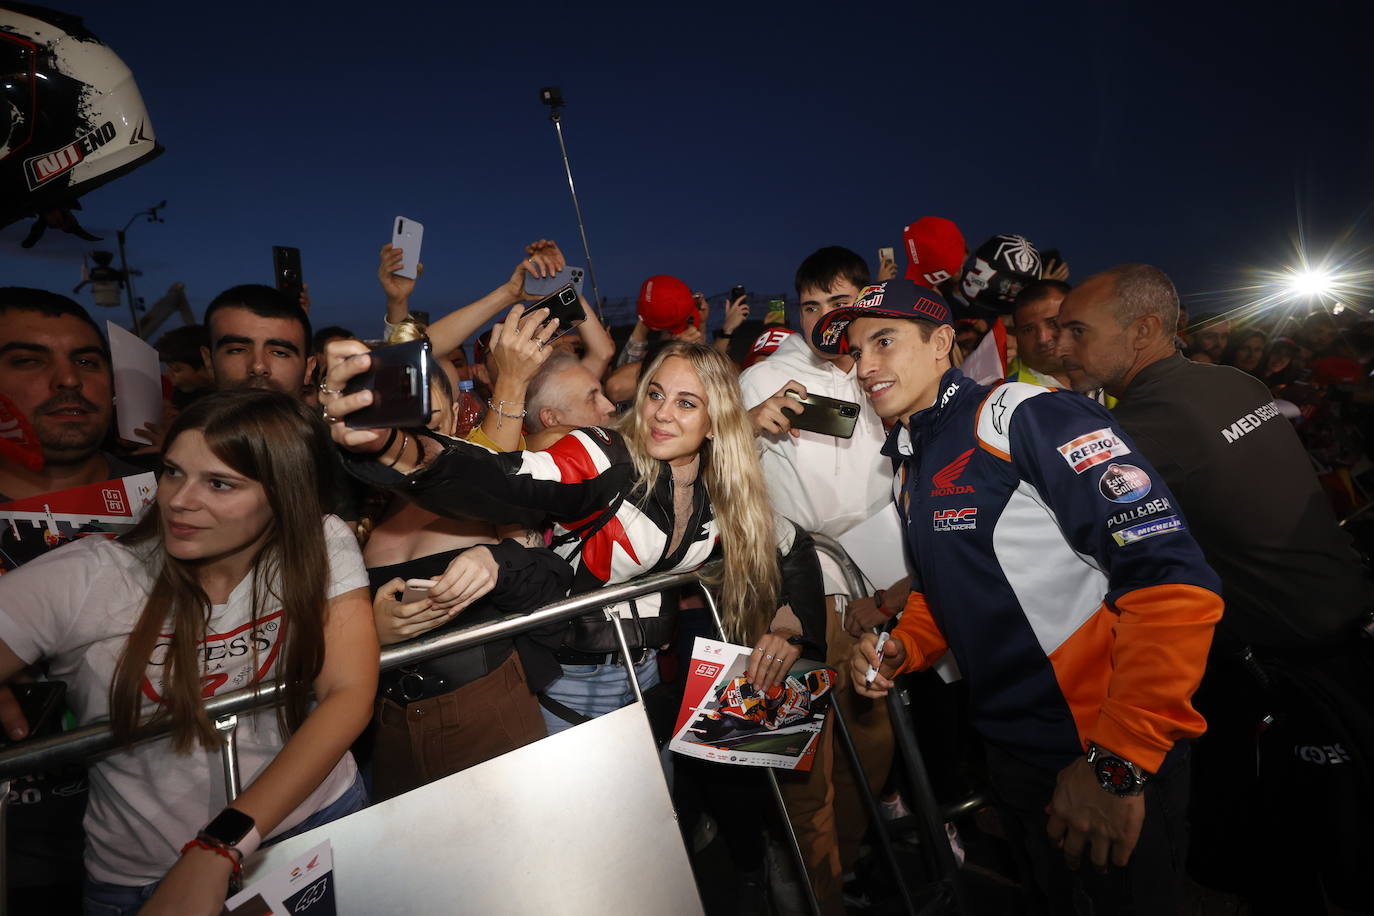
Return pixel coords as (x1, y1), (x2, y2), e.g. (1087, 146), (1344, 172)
(484, 539), (575, 612)
(341, 430), (633, 529)
(777, 522), (827, 662)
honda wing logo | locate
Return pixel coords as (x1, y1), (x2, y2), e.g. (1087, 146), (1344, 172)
(930, 449), (975, 497)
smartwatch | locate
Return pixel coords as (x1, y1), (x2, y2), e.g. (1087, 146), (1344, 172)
(1085, 744), (1149, 797)
(200, 806), (256, 849)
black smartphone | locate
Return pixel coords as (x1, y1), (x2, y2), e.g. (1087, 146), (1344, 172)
(530, 283), (585, 337)
(0, 681), (66, 748)
(272, 246), (303, 306)
(781, 392), (861, 439)
(730, 284), (747, 303)
(342, 338), (432, 430)
(1040, 248), (1061, 271)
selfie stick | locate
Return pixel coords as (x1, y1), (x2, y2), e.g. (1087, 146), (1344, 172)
(540, 87), (606, 322)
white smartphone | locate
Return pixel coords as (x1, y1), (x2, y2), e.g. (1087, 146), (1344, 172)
(878, 247), (895, 265)
(401, 578), (436, 604)
(391, 217), (424, 280)
(524, 264), (586, 298)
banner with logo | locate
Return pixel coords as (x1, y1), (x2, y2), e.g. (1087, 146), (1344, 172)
(669, 637), (835, 771)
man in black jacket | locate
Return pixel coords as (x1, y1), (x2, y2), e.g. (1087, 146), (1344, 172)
(1057, 263), (1373, 914)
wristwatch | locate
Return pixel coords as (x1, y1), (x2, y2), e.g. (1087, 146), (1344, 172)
(713, 329), (734, 340)
(200, 806), (256, 850)
(1086, 744), (1149, 797)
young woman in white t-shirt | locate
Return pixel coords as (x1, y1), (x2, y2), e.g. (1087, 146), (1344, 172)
(0, 389), (379, 916)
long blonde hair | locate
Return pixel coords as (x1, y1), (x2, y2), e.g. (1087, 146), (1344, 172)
(618, 342), (780, 643)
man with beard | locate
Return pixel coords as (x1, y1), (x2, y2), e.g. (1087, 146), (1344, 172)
(201, 284), (315, 395)
(0, 288), (146, 501)
(0, 288), (142, 911)
(201, 284), (362, 520)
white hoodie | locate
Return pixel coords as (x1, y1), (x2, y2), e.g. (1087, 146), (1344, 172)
(739, 332), (893, 594)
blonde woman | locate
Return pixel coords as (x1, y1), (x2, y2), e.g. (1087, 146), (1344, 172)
(321, 340), (826, 732)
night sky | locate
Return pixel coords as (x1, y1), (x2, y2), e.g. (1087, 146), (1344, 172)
(3, 0), (1371, 338)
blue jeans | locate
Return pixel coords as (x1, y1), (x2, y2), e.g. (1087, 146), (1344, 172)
(81, 771), (368, 916)
(539, 650), (660, 735)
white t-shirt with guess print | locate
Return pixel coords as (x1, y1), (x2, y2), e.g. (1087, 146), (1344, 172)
(0, 515), (368, 886)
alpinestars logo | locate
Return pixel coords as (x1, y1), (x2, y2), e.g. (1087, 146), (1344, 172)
(933, 507), (977, 532)
(930, 449), (975, 497)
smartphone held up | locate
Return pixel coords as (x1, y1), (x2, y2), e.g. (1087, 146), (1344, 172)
(391, 217), (424, 279)
(272, 245), (303, 305)
(782, 391), (861, 439)
(342, 338), (433, 430)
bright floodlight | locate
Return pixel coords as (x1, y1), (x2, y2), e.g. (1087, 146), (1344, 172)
(1286, 268), (1335, 298)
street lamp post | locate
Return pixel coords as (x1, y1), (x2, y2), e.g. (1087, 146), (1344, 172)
(117, 200), (166, 338)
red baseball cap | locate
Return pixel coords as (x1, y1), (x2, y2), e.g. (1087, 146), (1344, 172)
(637, 275), (696, 334)
(902, 217), (966, 289)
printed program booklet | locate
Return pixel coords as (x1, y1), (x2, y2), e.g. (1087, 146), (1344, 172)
(224, 839), (336, 916)
(0, 471), (156, 572)
(669, 637), (836, 771)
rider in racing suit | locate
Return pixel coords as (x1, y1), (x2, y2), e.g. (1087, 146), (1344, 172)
(823, 279), (1223, 914)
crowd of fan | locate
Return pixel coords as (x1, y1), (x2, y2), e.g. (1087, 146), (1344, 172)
(0, 214), (1370, 916)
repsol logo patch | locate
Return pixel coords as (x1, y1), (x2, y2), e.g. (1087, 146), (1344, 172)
(22, 121), (117, 190)
(1221, 401), (1281, 443)
(1057, 427), (1131, 474)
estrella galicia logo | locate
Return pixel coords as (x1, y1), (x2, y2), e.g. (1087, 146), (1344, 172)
(1098, 463), (1151, 503)
(932, 507), (977, 532)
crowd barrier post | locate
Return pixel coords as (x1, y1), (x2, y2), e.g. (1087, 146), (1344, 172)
(809, 534), (970, 915)
(215, 714), (243, 801)
(696, 587), (824, 916)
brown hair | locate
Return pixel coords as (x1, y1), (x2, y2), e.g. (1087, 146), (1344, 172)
(110, 389), (334, 752)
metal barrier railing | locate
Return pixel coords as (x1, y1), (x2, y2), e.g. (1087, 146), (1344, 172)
(0, 564), (715, 782)
(0, 537), (967, 915)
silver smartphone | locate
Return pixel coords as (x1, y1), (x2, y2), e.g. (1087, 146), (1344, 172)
(524, 264), (586, 298)
(391, 216), (424, 280)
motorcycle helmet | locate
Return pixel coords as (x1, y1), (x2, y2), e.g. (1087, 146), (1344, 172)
(1, 3), (163, 243)
(957, 234), (1042, 313)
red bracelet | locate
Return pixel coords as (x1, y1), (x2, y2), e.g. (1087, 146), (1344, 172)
(874, 589), (897, 618)
(181, 838), (244, 891)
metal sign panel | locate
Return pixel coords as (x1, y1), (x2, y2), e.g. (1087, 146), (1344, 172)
(243, 704), (703, 916)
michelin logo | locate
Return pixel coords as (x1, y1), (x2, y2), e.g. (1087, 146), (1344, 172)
(1111, 515), (1182, 546)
